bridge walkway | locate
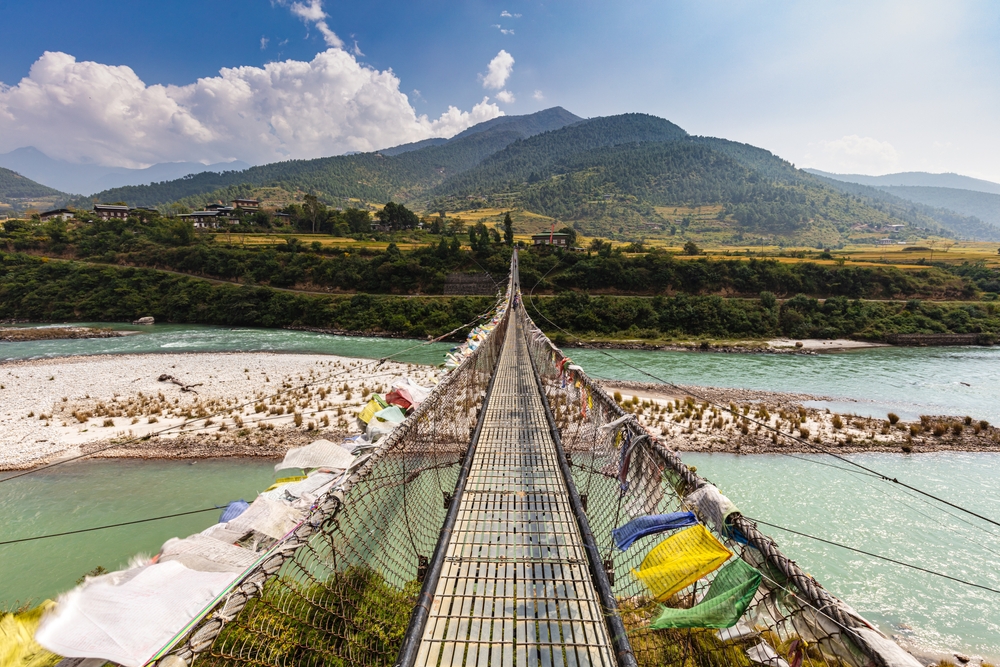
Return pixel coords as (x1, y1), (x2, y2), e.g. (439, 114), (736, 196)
(414, 313), (617, 667)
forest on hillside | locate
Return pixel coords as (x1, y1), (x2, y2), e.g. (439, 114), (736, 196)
(61, 112), (998, 244)
(3, 211), (997, 300)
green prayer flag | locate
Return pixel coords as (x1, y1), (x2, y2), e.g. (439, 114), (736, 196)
(650, 558), (762, 630)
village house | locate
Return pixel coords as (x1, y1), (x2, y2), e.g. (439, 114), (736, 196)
(232, 198), (259, 212)
(531, 232), (571, 247)
(39, 208), (74, 221)
(180, 210), (231, 228)
(93, 204), (131, 220)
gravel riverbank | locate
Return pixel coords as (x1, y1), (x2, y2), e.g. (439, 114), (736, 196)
(3, 350), (996, 470)
(598, 379), (1000, 454)
(0, 352), (444, 470)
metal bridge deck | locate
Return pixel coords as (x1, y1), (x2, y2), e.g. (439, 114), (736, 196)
(415, 317), (616, 667)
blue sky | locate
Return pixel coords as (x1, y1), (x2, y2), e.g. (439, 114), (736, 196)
(1, 1), (998, 180)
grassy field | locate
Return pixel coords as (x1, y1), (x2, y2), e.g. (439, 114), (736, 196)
(205, 227), (1000, 272)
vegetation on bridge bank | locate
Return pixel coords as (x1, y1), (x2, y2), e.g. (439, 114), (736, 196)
(2, 253), (998, 342)
(4, 212), (999, 299)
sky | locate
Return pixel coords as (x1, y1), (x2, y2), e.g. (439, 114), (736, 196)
(0, 0), (998, 181)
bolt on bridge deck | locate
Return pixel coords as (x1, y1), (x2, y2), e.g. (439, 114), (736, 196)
(415, 316), (617, 667)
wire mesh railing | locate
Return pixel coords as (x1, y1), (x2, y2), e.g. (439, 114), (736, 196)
(520, 303), (911, 667)
(153, 249), (920, 667)
(156, 292), (513, 667)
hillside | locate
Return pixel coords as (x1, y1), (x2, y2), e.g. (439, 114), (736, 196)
(0, 146), (250, 195)
(805, 169), (1000, 196)
(428, 118), (985, 243)
(0, 166), (68, 214)
(77, 107), (582, 209)
(875, 186), (1000, 230)
(63, 110), (1000, 244)
(0, 166), (64, 199)
(811, 175), (1000, 242)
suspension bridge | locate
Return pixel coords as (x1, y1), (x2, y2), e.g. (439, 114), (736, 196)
(26, 252), (922, 667)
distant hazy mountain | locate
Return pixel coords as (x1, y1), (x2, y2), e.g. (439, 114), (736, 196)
(875, 186), (1000, 229)
(0, 147), (251, 196)
(805, 168), (1000, 195)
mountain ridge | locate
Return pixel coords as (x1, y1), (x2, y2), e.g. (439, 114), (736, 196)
(0, 146), (251, 196)
(58, 110), (1000, 243)
(804, 168), (1000, 196)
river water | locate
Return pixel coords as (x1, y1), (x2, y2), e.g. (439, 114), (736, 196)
(1, 324), (998, 656)
(0, 322), (452, 366)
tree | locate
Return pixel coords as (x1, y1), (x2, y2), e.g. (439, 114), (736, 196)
(503, 212), (514, 246)
(683, 240), (701, 255)
(376, 201), (418, 230)
(303, 194), (327, 233)
(557, 226), (577, 247)
(344, 208), (371, 233)
(470, 222), (491, 255)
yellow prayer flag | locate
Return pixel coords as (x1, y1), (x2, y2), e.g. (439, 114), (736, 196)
(633, 524), (731, 601)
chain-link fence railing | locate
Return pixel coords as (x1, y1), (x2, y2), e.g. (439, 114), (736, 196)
(521, 303), (911, 667)
(153, 295), (513, 667)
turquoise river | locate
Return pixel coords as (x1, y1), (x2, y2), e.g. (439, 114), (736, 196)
(1, 324), (997, 657)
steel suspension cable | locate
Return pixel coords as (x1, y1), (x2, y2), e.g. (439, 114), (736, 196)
(524, 274), (1000, 533)
(747, 516), (1000, 595)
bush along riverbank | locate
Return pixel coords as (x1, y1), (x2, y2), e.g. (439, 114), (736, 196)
(1, 252), (999, 342)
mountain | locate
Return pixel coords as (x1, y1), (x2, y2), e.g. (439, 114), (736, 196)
(431, 113), (687, 197)
(68, 109), (1000, 243)
(379, 107), (581, 156)
(809, 174), (1000, 241)
(805, 169), (1000, 196)
(0, 146), (251, 195)
(873, 186), (1000, 230)
(0, 166), (69, 213)
(77, 107), (584, 208)
(804, 169), (1000, 234)
(378, 138), (449, 156)
(447, 106), (582, 141)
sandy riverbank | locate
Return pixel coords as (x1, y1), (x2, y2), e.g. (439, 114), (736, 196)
(599, 379), (1000, 454)
(0, 352), (445, 470)
(4, 350), (998, 470)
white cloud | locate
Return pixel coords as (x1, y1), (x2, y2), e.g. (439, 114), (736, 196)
(281, 0), (343, 48)
(0, 50), (502, 167)
(500, 28), (514, 35)
(352, 39), (364, 57)
(496, 90), (515, 104)
(500, 11), (521, 18)
(260, 36), (269, 50)
(481, 50), (514, 90)
(533, 89), (544, 101)
(808, 135), (900, 174)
